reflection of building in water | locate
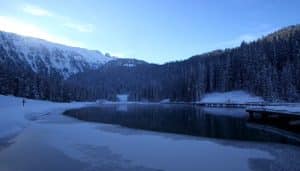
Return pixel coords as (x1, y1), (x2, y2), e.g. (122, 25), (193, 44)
(116, 94), (128, 102)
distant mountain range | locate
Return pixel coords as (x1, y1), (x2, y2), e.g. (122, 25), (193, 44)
(1, 24), (300, 102)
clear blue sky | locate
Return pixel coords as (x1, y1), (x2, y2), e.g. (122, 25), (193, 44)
(0, 0), (300, 64)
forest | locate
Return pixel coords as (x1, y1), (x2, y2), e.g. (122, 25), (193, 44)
(1, 25), (300, 102)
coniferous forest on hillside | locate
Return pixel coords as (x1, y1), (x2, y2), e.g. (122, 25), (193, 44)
(2, 1), (300, 171)
(1, 25), (300, 102)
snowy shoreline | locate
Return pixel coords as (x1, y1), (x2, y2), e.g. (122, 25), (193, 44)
(1, 92), (300, 141)
(0, 95), (94, 139)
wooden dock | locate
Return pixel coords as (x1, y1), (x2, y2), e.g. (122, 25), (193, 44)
(194, 102), (266, 108)
(246, 107), (300, 120)
(246, 106), (300, 135)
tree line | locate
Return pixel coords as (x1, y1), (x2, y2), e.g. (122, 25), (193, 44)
(1, 25), (300, 102)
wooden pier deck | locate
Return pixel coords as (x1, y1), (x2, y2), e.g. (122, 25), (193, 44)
(194, 102), (266, 108)
(246, 106), (300, 135)
(246, 106), (300, 119)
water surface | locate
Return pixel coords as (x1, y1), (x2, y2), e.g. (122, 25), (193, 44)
(64, 104), (300, 145)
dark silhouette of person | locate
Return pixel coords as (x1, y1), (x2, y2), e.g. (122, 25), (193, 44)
(22, 99), (26, 107)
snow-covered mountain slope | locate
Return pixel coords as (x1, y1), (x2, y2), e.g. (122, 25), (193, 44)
(0, 31), (115, 78)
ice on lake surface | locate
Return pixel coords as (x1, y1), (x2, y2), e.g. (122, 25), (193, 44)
(1, 104), (300, 171)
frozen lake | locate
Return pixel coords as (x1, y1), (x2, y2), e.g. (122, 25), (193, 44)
(64, 104), (300, 144)
(1, 104), (300, 171)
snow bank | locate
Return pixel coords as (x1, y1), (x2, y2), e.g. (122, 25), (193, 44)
(199, 91), (264, 104)
(0, 95), (92, 139)
(116, 94), (129, 102)
(160, 99), (170, 103)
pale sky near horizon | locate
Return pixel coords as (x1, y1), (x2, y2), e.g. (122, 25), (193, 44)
(0, 0), (300, 64)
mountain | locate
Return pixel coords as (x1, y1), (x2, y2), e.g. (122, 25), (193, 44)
(0, 30), (149, 101)
(1, 25), (300, 102)
(68, 24), (300, 102)
(0, 31), (114, 78)
(265, 24), (300, 41)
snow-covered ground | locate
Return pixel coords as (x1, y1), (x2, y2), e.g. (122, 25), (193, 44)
(199, 90), (264, 104)
(160, 98), (171, 103)
(116, 94), (129, 102)
(0, 95), (92, 139)
(0, 95), (300, 171)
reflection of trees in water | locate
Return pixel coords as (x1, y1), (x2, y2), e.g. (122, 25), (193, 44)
(64, 105), (299, 145)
